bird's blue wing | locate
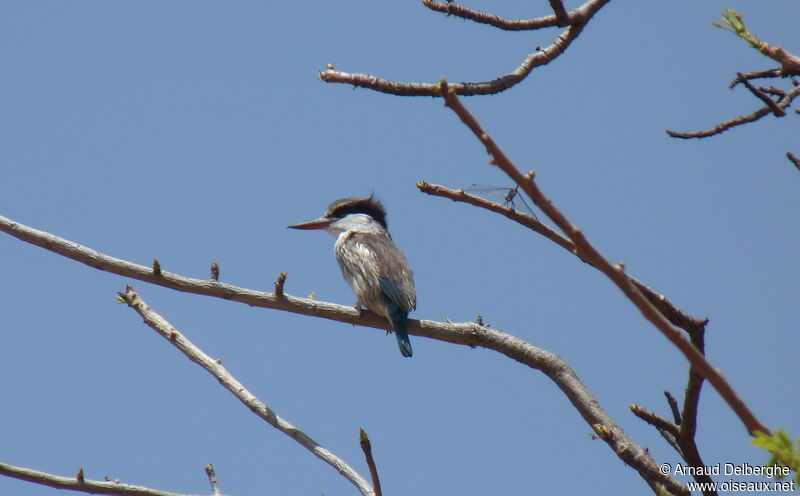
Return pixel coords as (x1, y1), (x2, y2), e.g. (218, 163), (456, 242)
(354, 233), (416, 312)
(379, 277), (408, 311)
(380, 277), (413, 357)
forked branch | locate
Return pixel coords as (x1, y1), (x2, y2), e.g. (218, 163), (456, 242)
(436, 77), (769, 438)
(416, 183), (707, 336)
(0, 214), (687, 495)
(667, 83), (800, 139)
(668, 10), (799, 139)
(319, 0), (610, 96)
(117, 286), (375, 496)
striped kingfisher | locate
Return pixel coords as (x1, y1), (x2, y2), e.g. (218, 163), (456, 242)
(288, 197), (416, 357)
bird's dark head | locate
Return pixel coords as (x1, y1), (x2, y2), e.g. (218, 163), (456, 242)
(324, 196), (388, 229)
(288, 195), (388, 231)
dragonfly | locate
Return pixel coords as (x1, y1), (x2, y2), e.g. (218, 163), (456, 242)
(465, 184), (537, 219)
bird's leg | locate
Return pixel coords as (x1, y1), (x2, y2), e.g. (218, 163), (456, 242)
(353, 301), (363, 319)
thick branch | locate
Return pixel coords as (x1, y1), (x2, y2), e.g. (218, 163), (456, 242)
(0, 461), (184, 496)
(319, 0), (609, 96)
(117, 287), (374, 496)
(437, 78), (770, 438)
(0, 213), (687, 496)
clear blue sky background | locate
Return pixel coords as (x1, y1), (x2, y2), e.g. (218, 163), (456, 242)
(1, 2), (798, 495)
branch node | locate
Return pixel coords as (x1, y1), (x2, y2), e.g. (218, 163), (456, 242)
(664, 390), (682, 425)
(210, 262), (220, 281)
(737, 72), (786, 116)
(152, 258), (162, 276)
(205, 463), (222, 496)
(359, 428), (383, 496)
(76, 467), (85, 484)
(274, 271), (289, 297)
(630, 403), (679, 437)
(592, 423), (613, 440)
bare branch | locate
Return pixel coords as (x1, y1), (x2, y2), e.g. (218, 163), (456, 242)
(422, 0), (602, 31)
(416, 183), (708, 335)
(0, 213), (687, 495)
(679, 331), (705, 442)
(670, 12), (800, 139)
(436, 77), (770, 438)
(664, 391), (682, 425)
(359, 429), (383, 496)
(729, 69), (783, 88)
(205, 464), (221, 496)
(117, 286), (375, 496)
(737, 73), (786, 116)
(667, 83), (800, 139)
(319, 0), (610, 96)
(418, 182), (570, 250)
(548, 0), (569, 26)
(274, 271), (289, 297)
(0, 461), (186, 496)
(422, 1), (559, 30)
(787, 152), (800, 171)
(630, 404), (683, 460)
(630, 404), (679, 437)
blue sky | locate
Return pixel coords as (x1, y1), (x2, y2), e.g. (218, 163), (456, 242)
(1, 1), (798, 495)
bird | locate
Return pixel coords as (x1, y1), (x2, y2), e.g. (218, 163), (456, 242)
(288, 196), (416, 357)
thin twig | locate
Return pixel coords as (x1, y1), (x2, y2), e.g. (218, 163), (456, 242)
(630, 404), (682, 457)
(437, 77), (770, 438)
(664, 391), (682, 425)
(320, 0), (610, 96)
(668, 77), (800, 138)
(671, 326), (716, 494)
(0, 214), (688, 495)
(274, 271), (289, 297)
(422, 0), (592, 31)
(787, 152), (800, 171)
(737, 73), (786, 116)
(758, 86), (786, 98)
(629, 405), (679, 437)
(204, 465), (221, 496)
(118, 287), (375, 496)
(0, 461), (186, 496)
(359, 429), (382, 496)
(679, 331), (705, 441)
(416, 183), (707, 335)
(729, 69), (782, 88)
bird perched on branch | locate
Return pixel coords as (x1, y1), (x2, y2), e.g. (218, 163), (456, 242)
(288, 196), (416, 357)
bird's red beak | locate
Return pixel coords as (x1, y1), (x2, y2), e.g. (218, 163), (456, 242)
(287, 217), (334, 230)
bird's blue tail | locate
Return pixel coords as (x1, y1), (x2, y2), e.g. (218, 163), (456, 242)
(387, 301), (413, 358)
